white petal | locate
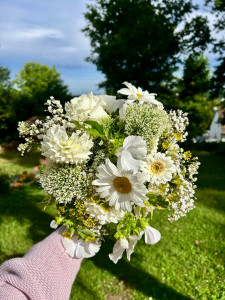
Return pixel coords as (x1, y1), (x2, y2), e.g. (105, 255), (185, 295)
(117, 151), (140, 173)
(126, 234), (143, 261)
(50, 220), (58, 229)
(62, 237), (76, 257)
(109, 240), (125, 264)
(144, 226), (161, 245)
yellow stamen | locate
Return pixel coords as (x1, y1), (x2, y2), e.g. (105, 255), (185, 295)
(113, 177), (132, 194)
(174, 130), (183, 141)
(184, 151), (192, 160)
(136, 93), (141, 99)
(84, 218), (95, 228)
(150, 161), (165, 174)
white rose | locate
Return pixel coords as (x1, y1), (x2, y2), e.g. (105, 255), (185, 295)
(65, 92), (108, 121)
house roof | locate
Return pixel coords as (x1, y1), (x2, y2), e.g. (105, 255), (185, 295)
(218, 109), (225, 134)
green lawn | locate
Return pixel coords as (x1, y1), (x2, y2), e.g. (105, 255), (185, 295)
(0, 150), (224, 300)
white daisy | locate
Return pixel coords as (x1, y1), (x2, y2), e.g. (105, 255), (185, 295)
(117, 81), (163, 108)
(62, 234), (101, 259)
(141, 152), (176, 185)
(84, 200), (125, 225)
(92, 158), (148, 212)
(41, 124), (93, 164)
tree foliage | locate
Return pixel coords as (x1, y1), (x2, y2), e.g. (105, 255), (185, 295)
(178, 54), (213, 139)
(14, 62), (72, 119)
(0, 63), (72, 144)
(83, 0), (212, 97)
(83, 0), (199, 95)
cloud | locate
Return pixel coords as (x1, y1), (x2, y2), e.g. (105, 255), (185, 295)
(0, 0), (104, 94)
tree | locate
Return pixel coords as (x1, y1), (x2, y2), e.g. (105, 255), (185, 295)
(205, 0), (225, 98)
(14, 62), (72, 119)
(83, 0), (211, 98)
(179, 53), (211, 99)
(177, 54), (213, 139)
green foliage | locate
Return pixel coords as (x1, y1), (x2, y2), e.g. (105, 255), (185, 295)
(177, 54), (212, 139)
(0, 63), (72, 144)
(83, 0), (197, 96)
(0, 67), (19, 143)
(14, 62), (72, 120)
(179, 53), (211, 99)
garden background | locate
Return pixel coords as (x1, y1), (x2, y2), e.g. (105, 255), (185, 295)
(0, 0), (225, 299)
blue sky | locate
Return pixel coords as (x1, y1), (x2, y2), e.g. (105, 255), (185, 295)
(0, 0), (222, 95)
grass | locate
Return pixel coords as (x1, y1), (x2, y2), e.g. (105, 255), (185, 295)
(0, 150), (224, 299)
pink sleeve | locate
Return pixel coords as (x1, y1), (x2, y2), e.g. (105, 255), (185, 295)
(0, 227), (82, 300)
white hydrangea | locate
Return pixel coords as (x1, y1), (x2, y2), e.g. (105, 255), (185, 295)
(41, 124), (93, 164)
(84, 201), (125, 225)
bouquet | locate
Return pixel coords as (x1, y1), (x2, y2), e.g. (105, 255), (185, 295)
(18, 82), (200, 263)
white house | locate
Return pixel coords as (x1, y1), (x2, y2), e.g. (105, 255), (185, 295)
(207, 109), (225, 142)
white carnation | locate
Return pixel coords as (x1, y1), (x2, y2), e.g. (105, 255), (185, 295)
(41, 124), (93, 164)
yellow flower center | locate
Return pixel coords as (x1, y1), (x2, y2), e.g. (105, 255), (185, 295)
(113, 177), (132, 194)
(150, 161), (165, 175)
(136, 93), (141, 99)
(60, 140), (79, 149)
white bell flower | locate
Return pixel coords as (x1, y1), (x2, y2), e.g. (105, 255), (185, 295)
(62, 234), (101, 259)
(109, 235), (142, 264)
(116, 136), (147, 173)
(144, 226), (161, 245)
(50, 220), (58, 229)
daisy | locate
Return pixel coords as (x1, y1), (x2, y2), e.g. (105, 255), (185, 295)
(92, 158), (148, 211)
(141, 152), (176, 185)
(117, 81), (163, 107)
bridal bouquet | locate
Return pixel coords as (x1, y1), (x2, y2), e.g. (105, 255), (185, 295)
(18, 82), (200, 263)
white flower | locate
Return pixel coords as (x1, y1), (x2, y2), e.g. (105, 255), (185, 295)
(41, 124), (93, 164)
(84, 201), (125, 225)
(92, 158), (148, 211)
(99, 95), (125, 114)
(109, 235), (142, 263)
(50, 220), (58, 229)
(116, 136), (147, 173)
(62, 234), (101, 259)
(65, 92), (108, 121)
(117, 81), (163, 108)
(141, 152), (176, 185)
(144, 226), (161, 245)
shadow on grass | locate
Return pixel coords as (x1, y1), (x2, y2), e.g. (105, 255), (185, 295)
(197, 154), (225, 192)
(0, 184), (53, 247)
(91, 240), (192, 300)
(0, 151), (41, 169)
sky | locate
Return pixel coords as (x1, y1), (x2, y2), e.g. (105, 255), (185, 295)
(0, 0), (222, 95)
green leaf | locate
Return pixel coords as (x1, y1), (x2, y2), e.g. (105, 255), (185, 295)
(86, 128), (104, 137)
(84, 120), (104, 135)
(146, 193), (169, 209)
